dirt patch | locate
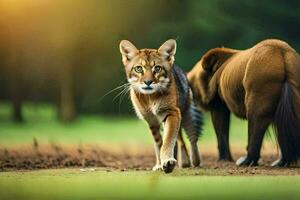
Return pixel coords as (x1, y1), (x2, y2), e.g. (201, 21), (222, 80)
(0, 143), (299, 176)
(0, 143), (155, 171)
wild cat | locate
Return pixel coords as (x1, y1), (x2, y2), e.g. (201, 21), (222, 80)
(119, 39), (203, 173)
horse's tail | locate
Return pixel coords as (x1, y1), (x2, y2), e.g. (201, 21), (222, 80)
(273, 50), (300, 166)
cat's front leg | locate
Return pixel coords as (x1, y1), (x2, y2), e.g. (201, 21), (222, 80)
(160, 108), (181, 173)
(149, 125), (162, 171)
(144, 114), (162, 171)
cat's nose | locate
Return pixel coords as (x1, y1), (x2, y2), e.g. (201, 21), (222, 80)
(144, 80), (153, 86)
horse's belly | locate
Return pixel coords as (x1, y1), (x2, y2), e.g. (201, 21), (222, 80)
(220, 70), (247, 119)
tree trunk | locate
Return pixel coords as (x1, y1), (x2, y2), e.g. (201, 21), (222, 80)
(8, 43), (24, 123)
(58, 58), (76, 123)
(10, 81), (23, 123)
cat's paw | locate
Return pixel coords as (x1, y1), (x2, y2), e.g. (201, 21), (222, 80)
(152, 164), (161, 171)
(161, 158), (176, 173)
(178, 154), (191, 168)
(179, 159), (191, 168)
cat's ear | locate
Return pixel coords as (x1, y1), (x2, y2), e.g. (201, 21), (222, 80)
(158, 39), (177, 63)
(119, 40), (139, 64)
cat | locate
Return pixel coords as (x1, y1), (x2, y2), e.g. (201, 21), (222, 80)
(119, 39), (203, 173)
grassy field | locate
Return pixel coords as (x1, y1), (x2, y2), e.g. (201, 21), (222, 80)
(0, 169), (300, 200)
(0, 102), (298, 200)
(0, 102), (252, 146)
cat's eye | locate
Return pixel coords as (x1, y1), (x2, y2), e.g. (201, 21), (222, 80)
(153, 65), (162, 73)
(134, 66), (143, 73)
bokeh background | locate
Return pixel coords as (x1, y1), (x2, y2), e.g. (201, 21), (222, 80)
(1, 0), (299, 123)
(1, 1), (300, 199)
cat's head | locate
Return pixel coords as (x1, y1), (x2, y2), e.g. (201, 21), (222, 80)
(119, 39), (176, 94)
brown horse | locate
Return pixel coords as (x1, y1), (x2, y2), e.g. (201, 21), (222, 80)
(188, 39), (300, 167)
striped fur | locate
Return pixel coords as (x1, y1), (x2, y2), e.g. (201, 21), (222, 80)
(173, 65), (203, 166)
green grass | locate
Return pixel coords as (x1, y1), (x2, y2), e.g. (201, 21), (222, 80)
(0, 102), (149, 145)
(0, 102), (252, 147)
(0, 169), (299, 200)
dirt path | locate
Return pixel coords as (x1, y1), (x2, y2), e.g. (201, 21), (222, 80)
(0, 144), (299, 176)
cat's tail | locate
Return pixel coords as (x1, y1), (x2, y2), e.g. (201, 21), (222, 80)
(182, 93), (203, 166)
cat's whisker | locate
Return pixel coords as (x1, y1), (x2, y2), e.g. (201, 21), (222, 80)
(113, 89), (126, 102)
(98, 82), (130, 102)
(113, 85), (130, 102)
(118, 86), (131, 112)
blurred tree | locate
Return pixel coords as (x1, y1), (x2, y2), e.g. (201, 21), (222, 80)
(0, 0), (300, 118)
(7, 50), (24, 123)
(0, 1), (25, 122)
(58, 60), (76, 123)
(49, 3), (79, 123)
